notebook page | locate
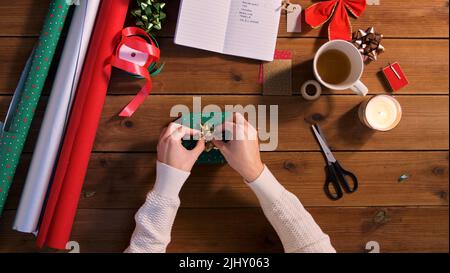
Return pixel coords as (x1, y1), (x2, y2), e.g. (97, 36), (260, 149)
(223, 0), (282, 61)
(174, 0), (232, 53)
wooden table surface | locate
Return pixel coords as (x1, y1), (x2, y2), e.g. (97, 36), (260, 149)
(0, 0), (448, 253)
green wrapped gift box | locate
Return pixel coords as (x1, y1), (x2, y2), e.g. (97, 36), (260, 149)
(178, 112), (230, 164)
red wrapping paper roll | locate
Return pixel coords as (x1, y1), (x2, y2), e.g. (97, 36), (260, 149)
(37, 0), (130, 249)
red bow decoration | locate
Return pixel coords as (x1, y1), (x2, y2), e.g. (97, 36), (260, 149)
(305, 0), (366, 41)
(110, 27), (160, 117)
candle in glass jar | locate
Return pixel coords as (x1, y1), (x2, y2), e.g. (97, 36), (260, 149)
(358, 95), (402, 131)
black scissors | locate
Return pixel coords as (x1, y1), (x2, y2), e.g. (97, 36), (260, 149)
(312, 124), (358, 200)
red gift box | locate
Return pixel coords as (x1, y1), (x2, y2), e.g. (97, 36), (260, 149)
(382, 62), (409, 92)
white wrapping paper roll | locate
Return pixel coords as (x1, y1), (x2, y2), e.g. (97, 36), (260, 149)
(13, 0), (101, 233)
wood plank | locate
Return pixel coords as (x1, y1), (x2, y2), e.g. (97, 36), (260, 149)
(5, 151), (448, 209)
(94, 95), (449, 151)
(0, 38), (448, 95)
(1, 0), (448, 38)
(0, 0), (48, 37)
(0, 207), (447, 252)
(0, 95), (447, 152)
(112, 39), (450, 95)
(276, 0), (450, 38)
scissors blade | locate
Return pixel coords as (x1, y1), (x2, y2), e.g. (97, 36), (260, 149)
(312, 125), (337, 163)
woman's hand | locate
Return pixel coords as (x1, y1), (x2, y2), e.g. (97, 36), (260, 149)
(212, 113), (264, 182)
(157, 123), (205, 172)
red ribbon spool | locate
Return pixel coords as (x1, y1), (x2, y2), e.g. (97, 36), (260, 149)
(110, 27), (160, 117)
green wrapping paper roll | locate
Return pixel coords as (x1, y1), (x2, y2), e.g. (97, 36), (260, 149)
(0, 0), (70, 216)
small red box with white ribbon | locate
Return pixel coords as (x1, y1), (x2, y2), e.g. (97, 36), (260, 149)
(382, 62), (409, 92)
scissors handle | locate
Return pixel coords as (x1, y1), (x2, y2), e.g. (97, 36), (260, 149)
(324, 162), (358, 200)
(333, 161), (358, 193)
(324, 164), (344, 200)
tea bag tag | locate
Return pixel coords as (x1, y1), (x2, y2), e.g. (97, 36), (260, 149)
(366, 0), (380, 5)
(286, 4), (302, 33)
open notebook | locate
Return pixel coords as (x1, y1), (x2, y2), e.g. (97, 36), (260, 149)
(175, 0), (282, 61)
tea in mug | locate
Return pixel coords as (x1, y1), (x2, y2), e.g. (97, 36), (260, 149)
(317, 49), (351, 85)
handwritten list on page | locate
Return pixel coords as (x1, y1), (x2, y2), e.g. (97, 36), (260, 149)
(174, 0), (282, 61)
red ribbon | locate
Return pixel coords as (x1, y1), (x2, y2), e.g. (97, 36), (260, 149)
(305, 0), (366, 41)
(110, 27), (160, 117)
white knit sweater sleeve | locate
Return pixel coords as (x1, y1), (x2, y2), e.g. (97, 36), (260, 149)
(247, 166), (335, 253)
(124, 161), (190, 253)
(125, 163), (335, 253)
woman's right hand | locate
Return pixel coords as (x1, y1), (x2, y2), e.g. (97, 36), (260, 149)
(212, 113), (264, 182)
(157, 122), (205, 172)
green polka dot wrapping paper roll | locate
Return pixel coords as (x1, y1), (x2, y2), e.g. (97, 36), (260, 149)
(0, 0), (70, 216)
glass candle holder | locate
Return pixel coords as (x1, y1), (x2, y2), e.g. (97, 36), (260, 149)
(358, 95), (402, 131)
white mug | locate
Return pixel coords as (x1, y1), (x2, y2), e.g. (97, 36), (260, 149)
(313, 40), (368, 96)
